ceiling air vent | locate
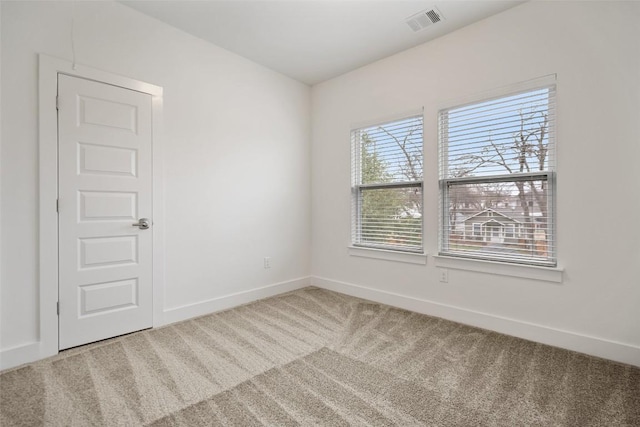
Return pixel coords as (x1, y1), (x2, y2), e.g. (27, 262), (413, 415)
(406, 7), (444, 32)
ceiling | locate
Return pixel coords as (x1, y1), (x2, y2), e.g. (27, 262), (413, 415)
(121, 1), (525, 85)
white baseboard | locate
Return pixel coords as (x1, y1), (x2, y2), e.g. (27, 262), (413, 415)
(161, 276), (312, 325)
(0, 342), (43, 371)
(5, 277), (636, 369)
(312, 276), (640, 367)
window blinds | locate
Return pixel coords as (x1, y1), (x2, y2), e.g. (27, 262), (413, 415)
(352, 115), (423, 252)
(439, 86), (556, 266)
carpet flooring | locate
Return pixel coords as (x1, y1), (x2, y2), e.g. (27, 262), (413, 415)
(1, 287), (638, 426)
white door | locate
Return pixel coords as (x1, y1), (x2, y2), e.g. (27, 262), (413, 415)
(58, 74), (153, 350)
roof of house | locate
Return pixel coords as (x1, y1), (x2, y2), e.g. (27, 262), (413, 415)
(462, 208), (522, 224)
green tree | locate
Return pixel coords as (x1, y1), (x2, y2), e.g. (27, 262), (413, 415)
(360, 133), (397, 245)
(361, 133), (393, 184)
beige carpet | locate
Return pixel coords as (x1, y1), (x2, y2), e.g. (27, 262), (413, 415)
(1, 287), (638, 426)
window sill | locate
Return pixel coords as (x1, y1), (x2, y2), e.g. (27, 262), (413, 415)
(433, 255), (563, 283)
(348, 246), (427, 265)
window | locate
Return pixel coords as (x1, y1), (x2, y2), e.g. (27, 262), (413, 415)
(439, 85), (556, 266)
(351, 114), (423, 253)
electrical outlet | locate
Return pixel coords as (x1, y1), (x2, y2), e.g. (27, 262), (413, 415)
(264, 257), (271, 269)
(438, 268), (449, 283)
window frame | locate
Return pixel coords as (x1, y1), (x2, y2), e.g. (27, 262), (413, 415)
(438, 81), (557, 267)
(350, 113), (424, 254)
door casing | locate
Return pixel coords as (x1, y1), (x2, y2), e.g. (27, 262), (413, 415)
(38, 54), (165, 361)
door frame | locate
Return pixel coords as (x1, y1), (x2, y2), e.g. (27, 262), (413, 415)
(38, 54), (165, 360)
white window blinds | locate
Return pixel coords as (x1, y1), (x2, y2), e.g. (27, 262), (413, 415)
(352, 115), (423, 252)
(439, 85), (556, 266)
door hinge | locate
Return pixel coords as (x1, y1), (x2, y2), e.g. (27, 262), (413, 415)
(56, 199), (59, 213)
(56, 302), (60, 315)
(56, 96), (59, 110)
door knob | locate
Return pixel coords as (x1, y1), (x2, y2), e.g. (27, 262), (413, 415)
(132, 218), (150, 229)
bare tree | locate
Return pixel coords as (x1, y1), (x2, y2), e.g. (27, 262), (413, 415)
(377, 124), (423, 216)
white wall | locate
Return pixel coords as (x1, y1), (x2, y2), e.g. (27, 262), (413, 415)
(0, 1), (311, 363)
(311, 1), (640, 366)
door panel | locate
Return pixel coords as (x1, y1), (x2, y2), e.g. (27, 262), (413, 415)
(58, 74), (153, 350)
(79, 191), (137, 221)
(79, 95), (139, 132)
(78, 143), (138, 177)
(78, 236), (138, 268)
(79, 279), (138, 316)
